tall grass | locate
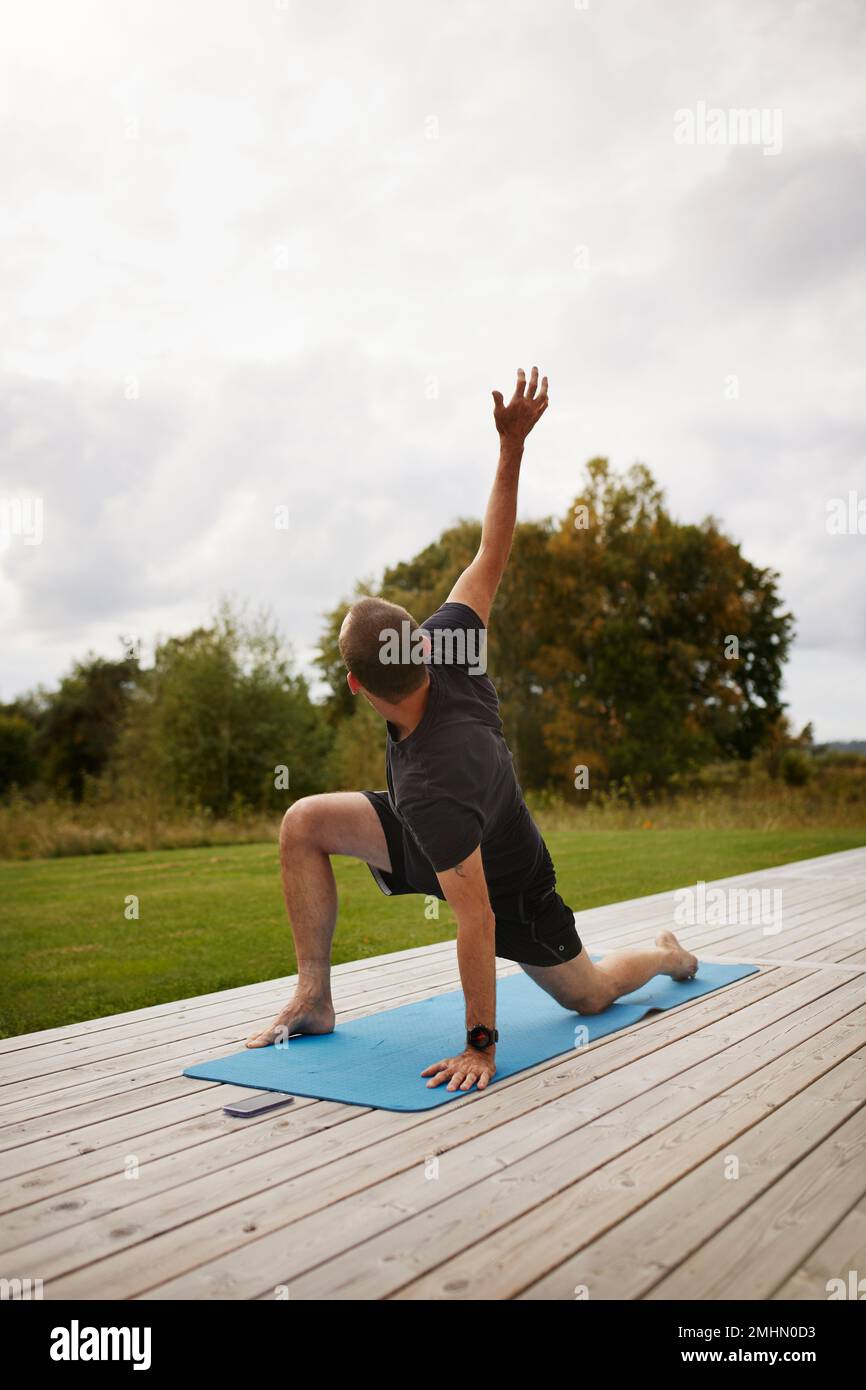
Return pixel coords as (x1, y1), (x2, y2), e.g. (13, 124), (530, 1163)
(0, 763), (863, 860)
(0, 790), (281, 860)
(528, 762), (866, 833)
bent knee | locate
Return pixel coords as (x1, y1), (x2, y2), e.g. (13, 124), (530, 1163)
(280, 797), (325, 851)
(571, 982), (617, 1016)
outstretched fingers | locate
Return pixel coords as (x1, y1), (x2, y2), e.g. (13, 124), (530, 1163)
(512, 366), (548, 409)
(510, 367), (527, 403)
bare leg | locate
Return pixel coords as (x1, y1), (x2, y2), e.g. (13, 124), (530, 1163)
(521, 929), (698, 1016)
(246, 793), (391, 1047)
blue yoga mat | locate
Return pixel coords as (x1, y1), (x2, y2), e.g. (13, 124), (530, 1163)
(184, 959), (758, 1112)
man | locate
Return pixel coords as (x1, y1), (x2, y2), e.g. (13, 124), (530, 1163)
(248, 366), (697, 1094)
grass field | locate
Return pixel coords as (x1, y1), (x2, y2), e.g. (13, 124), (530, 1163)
(2, 827), (864, 1038)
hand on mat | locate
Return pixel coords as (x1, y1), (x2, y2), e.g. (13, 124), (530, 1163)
(492, 366), (548, 443)
(422, 1047), (497, 1093)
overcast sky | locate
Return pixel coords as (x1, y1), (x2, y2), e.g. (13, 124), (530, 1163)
(1, 0), (864, 739)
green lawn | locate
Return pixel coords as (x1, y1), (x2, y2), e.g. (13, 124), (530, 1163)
(1, 828), (864, 1037)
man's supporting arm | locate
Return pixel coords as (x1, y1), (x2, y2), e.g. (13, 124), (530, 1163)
(421, 847), (497, 1092)
(447, 365), (549, 626)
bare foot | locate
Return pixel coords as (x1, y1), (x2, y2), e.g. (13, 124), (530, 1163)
(656, 930), (698, 982)
(246, 995), (335, 1048)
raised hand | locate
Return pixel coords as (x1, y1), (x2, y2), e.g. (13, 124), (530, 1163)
(492, 366), (549, 443)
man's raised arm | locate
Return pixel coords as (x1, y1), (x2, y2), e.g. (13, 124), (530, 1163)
(447, 365), (549, 626)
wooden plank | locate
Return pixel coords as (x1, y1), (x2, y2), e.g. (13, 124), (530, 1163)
(0, 968), (798, 1269)
(771, 1196), (866, 1300)
(202, 997), (866, 1302)
(811, 931), (866, 965)
(646, 1105), (866, 1299)
(570, 883), (866, 962)
(575, 877), (860, 949)
(556, 856), (865, 980)
(0, 963), (480, 1125)
(705, 904), (865, 960)
(0, 956), (490, 1086)
(0, 967), (792, 1190)
(518, 1047), (866, 1300)
(383, 1028), (866, 1295)
(0, 845), (861, 1301)
(26, 971), (854, 1299)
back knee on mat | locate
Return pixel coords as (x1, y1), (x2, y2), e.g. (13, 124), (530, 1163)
(571, 982), (617, 1015)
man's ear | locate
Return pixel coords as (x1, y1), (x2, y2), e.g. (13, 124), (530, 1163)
(346, 671), (361, 696)
(419, 630), (432, 663)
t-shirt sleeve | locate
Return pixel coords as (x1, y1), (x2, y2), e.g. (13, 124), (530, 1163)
(421, 602), (487, 674)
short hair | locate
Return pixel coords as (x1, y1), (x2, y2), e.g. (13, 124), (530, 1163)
(339, 596), (427, 701)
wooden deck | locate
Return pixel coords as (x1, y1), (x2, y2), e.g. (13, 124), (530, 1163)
(1, 846), (864, 1301)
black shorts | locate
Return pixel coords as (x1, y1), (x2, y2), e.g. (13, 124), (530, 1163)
(361, 790), (582, 968)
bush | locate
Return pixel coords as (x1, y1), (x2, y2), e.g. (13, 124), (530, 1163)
(0, 714), (37, 794)
(780, 750), (813, 787)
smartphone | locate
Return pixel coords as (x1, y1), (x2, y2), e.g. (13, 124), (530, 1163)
(223, 1092), (294, 1117)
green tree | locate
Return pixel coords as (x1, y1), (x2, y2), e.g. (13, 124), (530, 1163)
(317, 518), (559, 785)
(31, 656), (138, 801)
(113, 604), (331, 815)
(539, 460), (793, 790)
(0, 713), (38, 795)
(327, 696), (387, 791)
(317, 459), (794, 794)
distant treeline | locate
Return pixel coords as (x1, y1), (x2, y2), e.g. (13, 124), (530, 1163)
(815, 741), (866, 760)
(0, 605), (330, 817)
(1, 459), (820, 815)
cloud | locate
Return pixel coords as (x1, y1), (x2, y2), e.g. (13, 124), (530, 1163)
(676, 142), (866, 305)
(1, 0), (864, 742)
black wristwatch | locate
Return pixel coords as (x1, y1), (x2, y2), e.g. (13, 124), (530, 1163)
(467, 1024), (499, 1051)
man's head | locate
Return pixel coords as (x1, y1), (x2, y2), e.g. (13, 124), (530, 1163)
(338, 596), (429, 704)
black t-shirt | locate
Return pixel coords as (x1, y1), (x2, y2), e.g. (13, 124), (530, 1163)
(384, 601), (548, 900)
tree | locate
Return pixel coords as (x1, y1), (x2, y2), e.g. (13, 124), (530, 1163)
(31, 656), (138, 801)
(317, 518), (559, 785)
(0, 714), (38, 795)
(327, 696), (387, 791)
(112, 604), (332, 815)
(317, 459), (794, 794)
